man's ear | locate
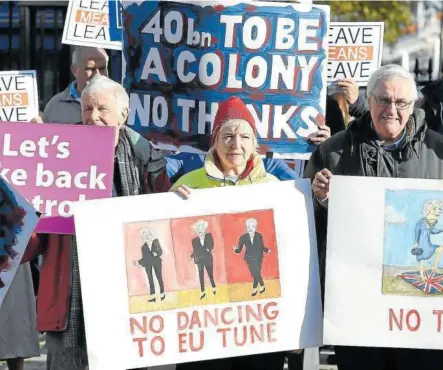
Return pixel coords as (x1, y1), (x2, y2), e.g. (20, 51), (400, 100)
(120, 107), (129, 125)
(71, 65), (77, 78)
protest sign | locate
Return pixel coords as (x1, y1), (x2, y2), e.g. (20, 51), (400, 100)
(0, 176), (39, 308)
(0, 122), (115, 234)
(328, 22), (384, 86)
(108, 0), (122, 43)
(324, 176), (443, 349)
(0, 71), (38, 122)
(73, 180), (323, 369)
(123, 0), (329, 159)
(62, 0), (122, 50)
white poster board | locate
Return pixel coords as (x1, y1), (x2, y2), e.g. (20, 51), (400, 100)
(73, 180), (322, 369)
(0, 71), (38, 122)
(324, 175), (443, 349)
(328, 22), (384, 86)
(62, 0), (122, 50)
(0, 176), (39, 308)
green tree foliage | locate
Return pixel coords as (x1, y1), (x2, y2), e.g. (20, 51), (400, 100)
(318, 1), (414, 44)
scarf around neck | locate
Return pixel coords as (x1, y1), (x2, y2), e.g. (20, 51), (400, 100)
(61, 126), (142, 367)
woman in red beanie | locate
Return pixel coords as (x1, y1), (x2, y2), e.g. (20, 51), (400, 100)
(171, 96), (278, 192)
(171, 96), (286, 370)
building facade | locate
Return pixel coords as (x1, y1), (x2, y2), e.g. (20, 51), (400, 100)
(382, 1), (443, 84)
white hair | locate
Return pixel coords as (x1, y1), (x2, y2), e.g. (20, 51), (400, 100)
(246, 218), (258, 228)
(423, 200), (443, 217)
(193, 220), (208, 233)
(81, 75), (129, 114)
(366, 64), (418, 101)
(214, 119), (258, 150)
(72, 46), (108, 66)
(140, 227), (156, 240)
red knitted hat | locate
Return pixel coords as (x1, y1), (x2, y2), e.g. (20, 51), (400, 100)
(212, 97), (257, 145)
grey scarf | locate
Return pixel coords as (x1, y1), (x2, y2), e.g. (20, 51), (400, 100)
(60, 127), (142, 367)
(115, 127), (142, 196)
(60, 236), (88, 367)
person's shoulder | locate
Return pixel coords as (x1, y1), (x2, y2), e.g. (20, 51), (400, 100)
(125, 128), (167, 170)
(423, 128), (443, 156)
(172, 167), (207, 190)
(43, 87), (80, 123)
(44, 87), (71, 110)
(320, 130), (349, 151)
(424, 127), (443, 143)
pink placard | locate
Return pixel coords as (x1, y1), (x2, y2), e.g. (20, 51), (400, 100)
(0, 122), (115, 234)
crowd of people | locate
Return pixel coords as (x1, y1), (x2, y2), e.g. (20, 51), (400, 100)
(3, 43), (443, 370)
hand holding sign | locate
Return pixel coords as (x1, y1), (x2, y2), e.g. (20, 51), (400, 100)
(308, 125), (331, 145)
(31, 116), (43, 124)
(337, 78), (359, 105)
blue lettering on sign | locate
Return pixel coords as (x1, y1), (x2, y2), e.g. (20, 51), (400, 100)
(109, 0), (122, 42)
(123, 1), (329, 156)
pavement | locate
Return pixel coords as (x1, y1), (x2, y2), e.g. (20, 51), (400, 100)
(0, 355), (46, 370)
(0, 358), (338, 370)
(0, 360), (337, 370)
(0, 341), (338, 369)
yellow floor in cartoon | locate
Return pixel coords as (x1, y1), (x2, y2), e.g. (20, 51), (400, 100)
(129, 279), (281, 313)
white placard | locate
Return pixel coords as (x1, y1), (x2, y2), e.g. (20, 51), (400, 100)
(328, 22), (384, 86)
(62, 0), (122, 50)
(0, 176), (39, 308)
(73, 180), (322, 369)
(0, 70), (38, 122)
(324, 175), (443, 349)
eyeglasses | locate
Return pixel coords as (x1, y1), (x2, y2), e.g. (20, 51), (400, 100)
(370, 94), (414, 110)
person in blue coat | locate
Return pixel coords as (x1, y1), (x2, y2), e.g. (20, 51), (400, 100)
(411, 199), (443, 280)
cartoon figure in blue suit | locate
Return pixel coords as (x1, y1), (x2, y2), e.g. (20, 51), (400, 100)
(411, 200), (443, 281)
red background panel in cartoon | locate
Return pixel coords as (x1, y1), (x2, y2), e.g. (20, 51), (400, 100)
(125, 220), (179, 295)
(221, 210), (279, 284)
(171, 215), (227, 290)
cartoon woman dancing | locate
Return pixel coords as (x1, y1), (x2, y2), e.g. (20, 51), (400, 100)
(411, 199), (443, 281)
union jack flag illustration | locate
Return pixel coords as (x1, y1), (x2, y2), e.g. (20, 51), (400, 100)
(398, 270), (443, 294)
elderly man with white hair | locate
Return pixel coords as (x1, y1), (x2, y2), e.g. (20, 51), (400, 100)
(305, 64), (443, 369)
(24, 75), (171, 370)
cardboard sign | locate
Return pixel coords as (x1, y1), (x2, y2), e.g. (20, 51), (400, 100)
(328, 22), (384, 86)
(123, 0), (330, 159)
(73, 180), (323, 369)
(0, 71), (38, 122)
(62, 0), (122, 50)
(325, 176), (443, 349)
(0, 122), (115, 234)
(0, 176), (39, 308)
